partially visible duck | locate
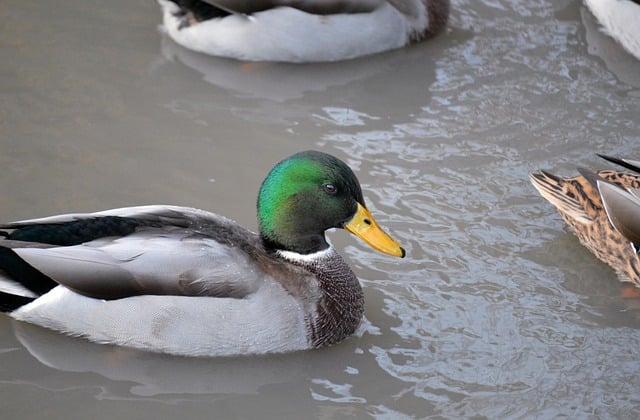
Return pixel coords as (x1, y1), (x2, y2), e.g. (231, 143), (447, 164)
(584, 0), (640, 60)
(0, 151), (405, 357)
(157, 0), (450, 62)
(530, 154), (640, 286)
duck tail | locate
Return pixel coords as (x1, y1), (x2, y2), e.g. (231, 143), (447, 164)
(529, 170), (592, 223)
(0, 245), (57, 312)
(159, 0), (231, 23)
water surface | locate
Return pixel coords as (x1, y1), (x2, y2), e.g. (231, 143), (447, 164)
(1, 0), (639, 418)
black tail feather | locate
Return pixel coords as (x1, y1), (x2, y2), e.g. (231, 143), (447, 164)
(0, 291), (35, 312)
(172, 0), (231, 21)
(0, 246), (58, 296)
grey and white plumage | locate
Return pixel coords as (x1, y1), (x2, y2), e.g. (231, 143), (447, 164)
(157, 0), (450, 62)
(0, 205), (363, 356)
(0, 151), (406, 357)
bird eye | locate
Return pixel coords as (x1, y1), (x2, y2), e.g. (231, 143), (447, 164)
(323, 183), (337, 194)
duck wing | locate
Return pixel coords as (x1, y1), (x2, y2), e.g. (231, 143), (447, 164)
(575, 158), (640, 248)
(0, 206), (265, 300)
(597, 180), (640, 250)
(2, 205), (219, 232)
(597, 154), (640, 174)
(202, 0), (384, 15)
(596, 154), (640, 201)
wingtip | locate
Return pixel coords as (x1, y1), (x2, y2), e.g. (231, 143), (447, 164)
(597, 154), (640, 174)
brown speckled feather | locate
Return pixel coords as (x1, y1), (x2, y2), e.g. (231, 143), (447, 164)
(530, 158), (640, 287)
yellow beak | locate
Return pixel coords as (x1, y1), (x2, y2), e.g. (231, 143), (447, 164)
(344, 203), (405, 258)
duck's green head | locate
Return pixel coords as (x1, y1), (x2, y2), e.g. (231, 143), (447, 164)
(257, 151), (405, 258)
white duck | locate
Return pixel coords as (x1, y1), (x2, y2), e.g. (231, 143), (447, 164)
(584, 0), (640, 60)
(157, 0), (450, 62)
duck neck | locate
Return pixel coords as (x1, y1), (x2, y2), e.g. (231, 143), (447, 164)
(277, 249), (364, 348)
(261, 233), (330, 256)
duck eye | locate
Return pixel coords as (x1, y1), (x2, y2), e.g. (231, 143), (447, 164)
(323, 183), (337, 195)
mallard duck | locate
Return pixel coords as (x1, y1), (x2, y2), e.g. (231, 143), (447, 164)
(530, 154), (640, 287)
(0, 151), (405, 357)
(584, 0), (640, 61)
(157, 0), (450, 62)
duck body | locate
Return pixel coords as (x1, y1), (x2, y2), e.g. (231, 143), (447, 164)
(530, 155), (640, 286)
(584, 0), (640, 60)
(157, 0), (449, 62)
(0, 151), (404, 357)
(2, 206), (346, 357)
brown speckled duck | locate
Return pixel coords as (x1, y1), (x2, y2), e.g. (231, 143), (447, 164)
(530, 154), (640, 287)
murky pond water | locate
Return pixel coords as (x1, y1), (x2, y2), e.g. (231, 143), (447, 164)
(1, 0), (639, 418)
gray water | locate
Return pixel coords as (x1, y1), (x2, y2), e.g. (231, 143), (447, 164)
(1, 0), (639, 418)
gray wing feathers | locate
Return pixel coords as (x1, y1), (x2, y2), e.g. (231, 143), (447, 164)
(14, 233), (263, 300)
(14, 247), (137, 299)
(598, 181), (640, 246)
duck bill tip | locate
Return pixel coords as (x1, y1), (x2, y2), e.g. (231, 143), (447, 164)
(344, 203), (405, 258)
